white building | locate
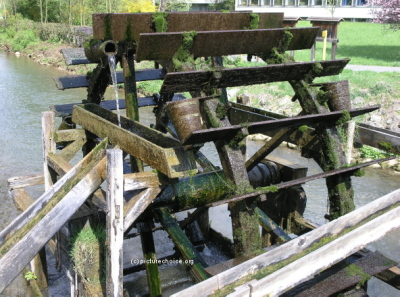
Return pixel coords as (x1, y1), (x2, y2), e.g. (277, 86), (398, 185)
(235, 0), (379, 21)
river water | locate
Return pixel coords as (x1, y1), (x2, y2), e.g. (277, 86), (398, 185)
(0, 50), (399, 296)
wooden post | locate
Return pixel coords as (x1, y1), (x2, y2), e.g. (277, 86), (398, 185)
(203, 99), (262, 257)
(106, 149), (124, 297)
(137, 221), (162, 297)
(122, 53), (144, 173)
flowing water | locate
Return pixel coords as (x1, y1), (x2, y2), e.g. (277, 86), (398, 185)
(0, 50), (399, 296)
(108, 55), (121, 127)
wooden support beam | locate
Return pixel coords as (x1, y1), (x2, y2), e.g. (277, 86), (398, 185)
(136, 28), (318, 61)
(8, 173), (44, 189)
(0, 139), (108, 244)
(42, 111), (57, 191)
(156, 208), (209, 282)
(124, 171), (169, 192)
(256, 208), (291, 243)
(248, 207), (400, 297)
(170, 189), (400, 297)
(106, 149), (124, 297)
(137, 221), (162, 297)
(47, 153), (73, 176)
(123, 187), (162, 232)
(92, 12), (283, 41)
(55, 128), (86, 143)
(0, 140), (108, 293)
(355, 123), (400, 155)
(245, 127), (297, 171)
(160, 59), (350, 94)
(287, 251), (396, 297)
(72, 103), (197, 178)
(58, 135), (86, 162)
(203, 99), (262, 257)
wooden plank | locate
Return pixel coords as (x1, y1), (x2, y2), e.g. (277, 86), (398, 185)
(72, 104), (197, 178)
(93, 12), (284, 41)
(0, 139), (108, 247)
(256, 208), (291, 243)
(249, 207), (400, 297)
(58, 136), (86, 161)
(288, 251), (396, 297)
(355, 123), (400, 154)
(206, 156), (395, 208)
(8, 173), (44, 189)
(170, 189), (400, 297)
(183, 106), (379, 145)
(160, 59), (350, 94)
(106, 149), (124, 297)
(60, 48), (91, 65)
(123, 171), (169, 191)
(136, 27), (319, 61)
(123, 187), (162, 232)
(47, 153), (73, 176)
(53, 68), (164, 90)
(55, 129), (86, 143)
(42, 111), (57, 191)
(0, 145), (107, 293)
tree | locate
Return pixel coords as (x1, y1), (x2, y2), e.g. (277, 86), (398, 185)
(122, 0), (156, 13)
(371, 0), (400, 31)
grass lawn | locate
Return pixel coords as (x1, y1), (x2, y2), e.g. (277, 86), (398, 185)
(293, 21), (400, 67)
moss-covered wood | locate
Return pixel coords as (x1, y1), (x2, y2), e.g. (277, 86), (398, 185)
(156, 208), (209, 282)
(203, 99), (262, 257)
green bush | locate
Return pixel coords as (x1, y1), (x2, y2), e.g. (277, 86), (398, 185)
(9, 30), (38, 51)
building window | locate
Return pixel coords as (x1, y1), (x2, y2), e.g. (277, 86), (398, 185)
(250, 0), (259, 5)
(240, 0), (248, 6)
(313, 0), (324, 5)
(274, 0), (283, 5)
(286, 0), (296, 5)
(298, 0), (308, 5)
(261, 0), (272, 5)
(341, 0), (352, 6)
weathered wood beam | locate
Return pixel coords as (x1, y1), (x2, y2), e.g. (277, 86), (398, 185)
(183, 106), (379, 145)
(288, 251), (396, 297)
(93, 12), (284, 41)
(0, 141), (108, 293)
(160, 59), (350, 94)
(137, 221), (162, 297)
(0, 139), (108, 246)
(136, 28), (318, 61)
(123, 187), (162, 232)
(256, 207), (291, 243)
(106, 149), (124, 297)
(58, 136), (86, 162)
(53, 69), (164, 90)
(155, 208), (209, 282)
(203, 99), (262, 257)
(124, 171), (169, 192)
(47, 153), (73, 177)
(248, 207), (400, 296)
(60, 48), (91, 65)
(245, 128), (297, 171)
(170, 189), (400, 297)
(122, 52), (144, 173)
(72, 104), (197, 178)
(205, 156), (395, 208)
(55, 128), (86, 143)
(8, 173), (44, 189)
(355, 123), (400, 154)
